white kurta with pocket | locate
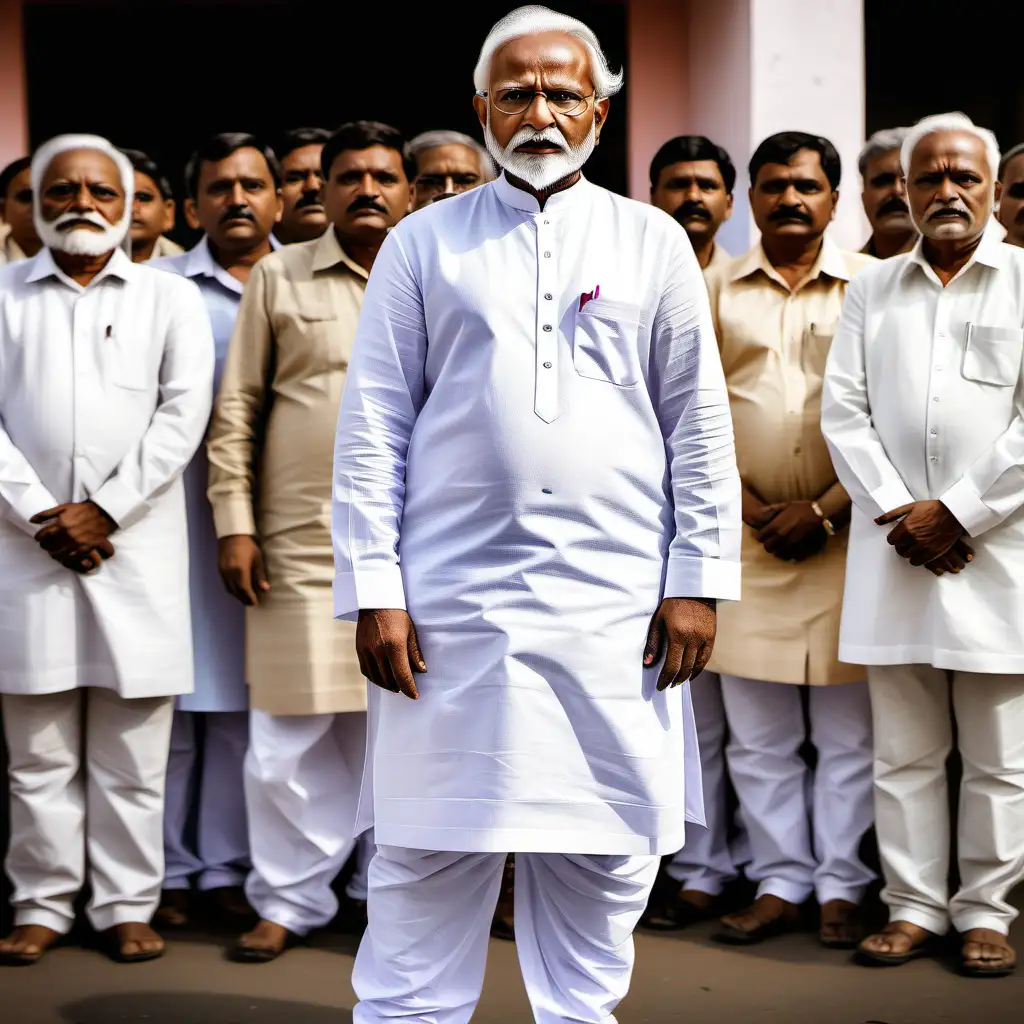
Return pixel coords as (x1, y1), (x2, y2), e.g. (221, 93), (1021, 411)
(0, 247), (214, 697)
(821, 224), (1024, 671)
(333, 174), (742, 855)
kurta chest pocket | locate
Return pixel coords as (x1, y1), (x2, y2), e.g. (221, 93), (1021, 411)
(572, 299), (642, 387)
(801, 321), (838, 377)
(961, 324), (1024, 387)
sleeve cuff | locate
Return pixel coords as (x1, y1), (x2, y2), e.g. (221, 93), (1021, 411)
(91, 477), (147, 530)
(333, 567), (408, 622)
(869, 480), (916, 519)
(940, 477), (1001, 537)
(664, 555), (742, 603)
(6, 482), (59, 536)
(212, 495), (257, 538)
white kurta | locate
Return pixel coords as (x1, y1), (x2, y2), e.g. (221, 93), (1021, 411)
(333, 174), (741, 855)
(821, 224), (1024, 671)
(151, 236), (280, 712)
(0, 247), (214, 697)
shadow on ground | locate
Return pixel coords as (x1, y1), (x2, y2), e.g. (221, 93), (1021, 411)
(59, 993), (353, 1024)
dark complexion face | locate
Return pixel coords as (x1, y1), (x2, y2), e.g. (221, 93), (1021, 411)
(279, 143), (327, 242)
(652, 159), (733, 245)
(130, 170), (174, 247)
(907, 131), (995, 244)
(750, 148), (837, 245)
(473, 31), (609, 162)
(323, 145), (410, 245)
(997, 152), (1024, 248)
(862, 147), (913, 236)
(412, 144), (485, 211)
(184, 147), (282, 251)
(40, 148), (126, 232)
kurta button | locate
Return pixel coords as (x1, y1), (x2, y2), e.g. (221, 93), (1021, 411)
(543, 361), (553, 368)
(930, 456), (938, 462)
(542, 488), (553, 494)
(933, 396), (940, 402)
(544, 293), (552, 300)
(543, 324), (552, 332)
(930, 429), (938, 436)
(543, 251), (551, 258)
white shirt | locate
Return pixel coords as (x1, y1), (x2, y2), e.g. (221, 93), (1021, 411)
(822, 223), (1024, 672)
(333, 174), (741, 854)
(0, 247), (214, 696)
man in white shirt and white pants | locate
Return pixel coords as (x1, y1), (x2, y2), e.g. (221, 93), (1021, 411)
(0, 135), (213, 966)
(333, 7), (741, 1022)
(823, 112), (1024, 978)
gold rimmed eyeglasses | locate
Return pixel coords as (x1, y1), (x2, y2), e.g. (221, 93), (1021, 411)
(479, 88), (595, 117)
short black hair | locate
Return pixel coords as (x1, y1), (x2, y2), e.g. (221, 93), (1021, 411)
(184, 132), (282, 199)
(0, 156), (31, 201)
(121, 147), (173, 201)
(276, 127), (332, 163)
(749, 131), (842, 191)
(321, 121), (411, 182)
(649, 135), (736, 194)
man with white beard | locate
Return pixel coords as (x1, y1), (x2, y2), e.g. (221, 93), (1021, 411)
(0, 135), (213, 966)
(332, 7), (741, 1021)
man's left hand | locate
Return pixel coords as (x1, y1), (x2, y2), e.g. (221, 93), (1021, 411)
(756, 501), (827, 561)
(643, 597), (717, 691)
(876, 500), (964, 566)
(31, 502), (117, 561)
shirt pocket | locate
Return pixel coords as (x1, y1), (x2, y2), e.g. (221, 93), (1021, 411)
(961, 324), (1024, 387)
(296, 302), (348, 375)
(801, 320), (838, 378)
(572, 298), (642, 387)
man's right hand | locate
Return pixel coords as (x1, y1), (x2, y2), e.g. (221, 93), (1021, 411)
(741, 485), (776, 531)
(218, 535), (270, 606)
(356, 609), (426, 700)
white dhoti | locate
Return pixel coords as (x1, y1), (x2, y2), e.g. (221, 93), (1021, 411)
(163, 709), (250, 890)
(2, 687), (174, 933)
(720, 675), (875, 904)
(243, 709), (371, 933)
(353, 846), (658, 1024)
(869, 665), (1024, 935)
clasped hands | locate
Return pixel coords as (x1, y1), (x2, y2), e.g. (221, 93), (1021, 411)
(356, 596), (717, 700)
(30, 501), (117, 574)
(744, 492), (828, 562)
(875, 499), (973, 577)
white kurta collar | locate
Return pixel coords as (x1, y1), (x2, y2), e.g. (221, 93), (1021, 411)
(25, 245), (135, 290)
(903, 216), (1009, 287)
(491, 171), (591, 215)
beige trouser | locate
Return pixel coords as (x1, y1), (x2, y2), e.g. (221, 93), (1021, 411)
(2, 688), (175, 934)
(869, 665), (1024, 935)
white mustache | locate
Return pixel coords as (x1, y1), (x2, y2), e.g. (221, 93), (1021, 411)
(52, 210), (110, 231)
(505, 125), (569, 154)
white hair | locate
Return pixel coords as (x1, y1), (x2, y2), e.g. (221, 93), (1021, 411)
(31, 133), (133, 255)
(473, 5), (623, 100)
(858, 127), (910, 177)
(406, 130), (496, 180)
(900, 112), (1001, 181)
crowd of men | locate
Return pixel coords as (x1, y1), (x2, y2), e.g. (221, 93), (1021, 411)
(0, 4), (1023, 1020)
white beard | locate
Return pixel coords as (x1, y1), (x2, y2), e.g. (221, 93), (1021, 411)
(36, 209), (129, 256)
(485, 111), (596, 191)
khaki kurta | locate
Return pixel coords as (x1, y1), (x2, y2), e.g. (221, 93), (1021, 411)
(207, 228), (368, 715)
(151, 235), (185, 259)
(0, 224), (28, 266)
(706, 239), (874, 685)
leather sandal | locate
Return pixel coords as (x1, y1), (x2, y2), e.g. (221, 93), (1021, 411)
(855, 922), (939, 967)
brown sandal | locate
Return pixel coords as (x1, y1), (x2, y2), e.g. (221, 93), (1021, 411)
(0, 925), (62, 967)
(960, 928), (1017, 978)
(855, 921), (939, 967)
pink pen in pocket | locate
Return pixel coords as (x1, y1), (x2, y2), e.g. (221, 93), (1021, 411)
(578, 284), (600, 311)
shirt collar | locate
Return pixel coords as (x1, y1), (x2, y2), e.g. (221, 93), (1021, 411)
(183, 235), (283, 295)
(491, 171), (590, 215)
(25, 244), (136, 288)
(729, 234), (850, 290)
(903, 217), (1009, 284)
(311, 227), (369, 280)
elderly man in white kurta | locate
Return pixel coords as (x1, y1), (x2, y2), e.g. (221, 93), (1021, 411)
(332, 8), (741, 1022)
(823, 113), (1024, 978)
(0, 135), (213, 966)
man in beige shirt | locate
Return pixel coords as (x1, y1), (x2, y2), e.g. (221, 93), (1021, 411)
(703, 132), (876, 949)
(207, 120), (411, 962)
(0, 157), (41, 266)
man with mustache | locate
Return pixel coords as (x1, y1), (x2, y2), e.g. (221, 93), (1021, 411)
(997, 142), (1024, 248)
(207, 120), (410, 963)
(650, 134), (735, 271)
(274, 127), (331, 245)
(858, 128), (917, 259)
(407, 129), (495, 211)
(149, 132), (282, 932)
(333, 7), (740, 1020)
(0, 134), (213, 966)
(824, 112), (1024, 978)
(0, 156), (41, 265)
(122, 149), (183, 263)
(702, 132), (877, 949)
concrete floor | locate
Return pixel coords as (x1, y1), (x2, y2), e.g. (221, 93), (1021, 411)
(4, 915), (1022, 1024)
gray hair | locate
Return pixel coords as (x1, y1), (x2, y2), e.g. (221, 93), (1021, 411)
(474, 5), (623, 100)
(998, 142), (1024, 181)
(901, 112), (1001, 181)
(858, 127), (911, 177)
(406, 130), (496, 181)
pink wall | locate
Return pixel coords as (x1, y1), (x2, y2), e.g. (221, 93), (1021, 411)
(0, 0), (28, 166)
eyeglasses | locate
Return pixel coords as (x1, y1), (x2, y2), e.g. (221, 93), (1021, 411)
(480, 88), (594, 117)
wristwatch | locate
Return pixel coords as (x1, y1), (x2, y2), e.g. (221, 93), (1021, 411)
(811, 501), (836, 536)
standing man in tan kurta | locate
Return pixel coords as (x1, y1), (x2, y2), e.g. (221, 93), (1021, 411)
(704, 133), (876, 949)
(207, 120), (412, 962)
